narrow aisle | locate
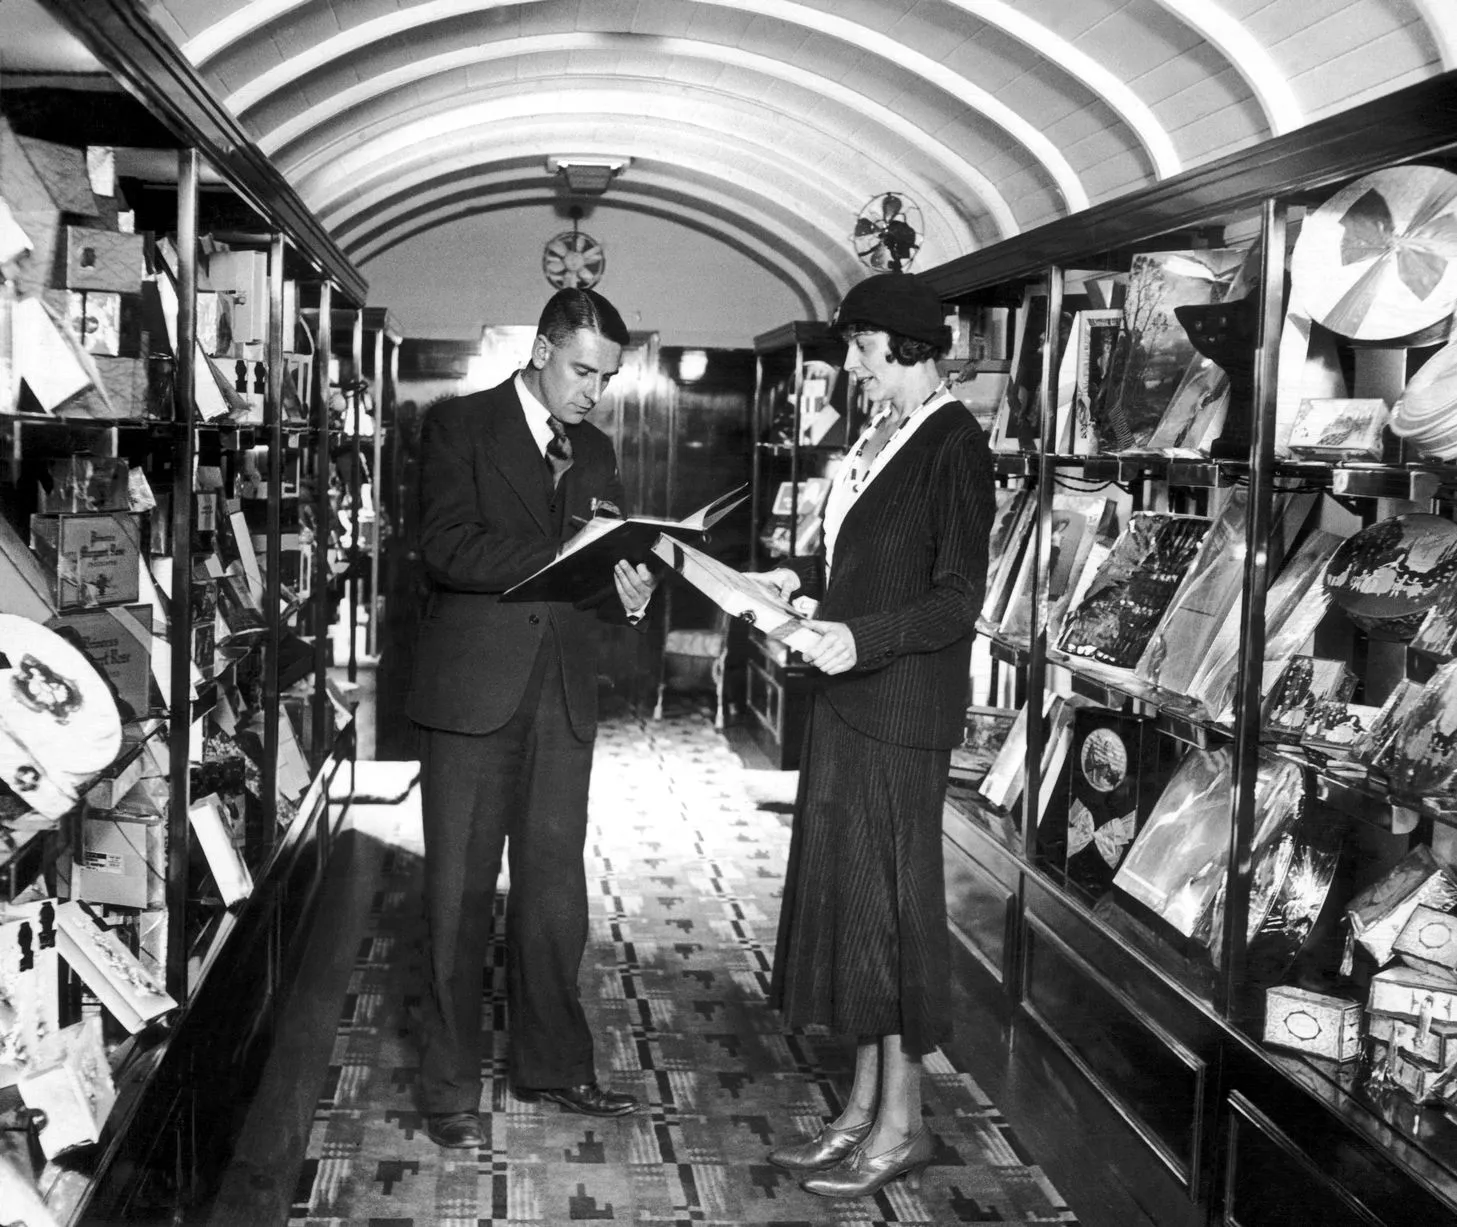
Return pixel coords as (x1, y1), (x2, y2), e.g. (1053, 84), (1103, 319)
(281, 712), (1076, 1225)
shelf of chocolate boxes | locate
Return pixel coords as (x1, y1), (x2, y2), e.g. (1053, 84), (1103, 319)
(0, 169), (329, 1163)
(1263, 847), (1457, 1112)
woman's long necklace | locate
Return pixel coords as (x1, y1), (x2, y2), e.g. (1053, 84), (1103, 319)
(844, 380), (948, 493)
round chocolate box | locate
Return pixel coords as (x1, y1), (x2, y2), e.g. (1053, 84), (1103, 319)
(1323, 513), (1457, 640)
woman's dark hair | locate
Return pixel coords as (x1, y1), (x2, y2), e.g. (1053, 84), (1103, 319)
(839, 320), (949, 366)
(538, 287), (631, 348)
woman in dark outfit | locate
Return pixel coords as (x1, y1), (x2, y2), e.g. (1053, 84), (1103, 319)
(753, 273), (995, 1198)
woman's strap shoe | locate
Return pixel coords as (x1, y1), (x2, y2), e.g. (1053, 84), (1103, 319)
(800, 1126), (936, 1198)
(766, 1119), (873, 1171)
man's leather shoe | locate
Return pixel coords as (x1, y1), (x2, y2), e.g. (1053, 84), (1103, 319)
(515, 1082), (640, 1117)
(425, 1110), (485, 1148)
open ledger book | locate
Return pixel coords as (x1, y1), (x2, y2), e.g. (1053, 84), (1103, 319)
(650, 535), (822, 654)
(502, 484), (748, 603)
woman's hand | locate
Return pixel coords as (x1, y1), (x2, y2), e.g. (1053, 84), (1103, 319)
(745, 568), (800, 602)
(800, 619), (857, 675)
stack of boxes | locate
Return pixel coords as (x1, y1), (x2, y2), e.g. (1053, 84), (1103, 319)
(1264, 845), (1457, 1105)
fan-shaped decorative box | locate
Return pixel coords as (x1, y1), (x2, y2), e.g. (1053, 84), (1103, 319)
(1322, 513), (1457, 640)
(1392, 339), (1457, 459)
(1290, 165), (1457, 342)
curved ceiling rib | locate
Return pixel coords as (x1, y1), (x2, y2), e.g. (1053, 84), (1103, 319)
(346, 183), (838, 318)
(215, 0), (1090, 215)
(333, 154), (863, 280)
(300, 93), (983, 269)
(180, 0), (305, 65)
(1410, 0), (1457, 69)
(261, 35), (1017, 242)
(941, 0), (1180, 179)
(1153, 0), (1302, 135)
(314, 104), (955, 292)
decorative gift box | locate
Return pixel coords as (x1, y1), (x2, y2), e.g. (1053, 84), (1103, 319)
(63, 226), (145, 293)
(1288, 397), (1389, 460)
(1394, 904), (1457, 980)
(48, 602), (154, 720)
(1263, 985), (1362, 1061)
(1369, 1039), (1457, 1104)
(1344, 845), (1457, 971)
(1367, 964), (1457, 1035)
(37, 455), (131, 514)
(1369, 1010), (1457, 1068)
(1261, 656), (1356, 742)
(17, 1015), (115, 1159)
(71, 800), (165, 910)
(29, 511), (142, 609)
(54, 901), (176, 1033)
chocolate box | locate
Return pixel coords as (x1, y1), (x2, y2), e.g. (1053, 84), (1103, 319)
(53, 901), (175, 1034)
(29, 511), (142, 609)
(1263, 985), (1363, 1061)
(63, 225), (145, 293)
(1368, 1010), (1457, 1067)
(48, 602), (154, 719)
(1345, 845), (1457, 970)
(1394, 904), (1457, 980)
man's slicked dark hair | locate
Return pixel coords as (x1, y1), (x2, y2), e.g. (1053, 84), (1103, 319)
(537, 287), (631, 348)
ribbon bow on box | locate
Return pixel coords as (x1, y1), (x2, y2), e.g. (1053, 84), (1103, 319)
(1340, 187), (1457, 301)
(1067, 799), (1138, 869)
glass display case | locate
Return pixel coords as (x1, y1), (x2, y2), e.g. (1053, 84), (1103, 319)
(928, 70), (1457, 1226)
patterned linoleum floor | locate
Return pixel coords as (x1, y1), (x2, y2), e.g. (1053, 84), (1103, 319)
(287, 709), (1078, 1225)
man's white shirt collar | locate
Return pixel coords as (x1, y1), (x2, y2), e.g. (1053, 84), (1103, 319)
(515, 372), (555, 456)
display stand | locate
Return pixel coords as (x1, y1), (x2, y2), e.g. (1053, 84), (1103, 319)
(743, 321), (862, 768)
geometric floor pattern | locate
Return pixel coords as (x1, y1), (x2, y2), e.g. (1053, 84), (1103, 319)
(287, 709), (1079, 1225)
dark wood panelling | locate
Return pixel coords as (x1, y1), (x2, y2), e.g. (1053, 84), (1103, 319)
(1023, 916), (1206, 1191)
(1225, 1093), (1383, 1227)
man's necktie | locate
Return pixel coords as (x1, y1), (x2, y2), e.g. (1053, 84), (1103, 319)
(546, 417), (574, 487)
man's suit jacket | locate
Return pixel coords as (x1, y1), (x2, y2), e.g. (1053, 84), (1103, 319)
(405, 376), (626, 740)
(787, 401), (995, 750)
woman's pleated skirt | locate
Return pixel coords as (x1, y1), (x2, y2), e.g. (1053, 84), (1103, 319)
(769, 692), (953, 1056)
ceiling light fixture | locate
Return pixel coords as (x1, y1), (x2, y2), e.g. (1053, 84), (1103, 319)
(546, 155), (630, 195)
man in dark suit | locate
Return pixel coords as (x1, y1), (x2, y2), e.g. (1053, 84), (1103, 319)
(405, 288), (657, 1148)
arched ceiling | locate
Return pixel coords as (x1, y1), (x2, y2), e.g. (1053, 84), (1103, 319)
(130, 0), (1455, 323)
